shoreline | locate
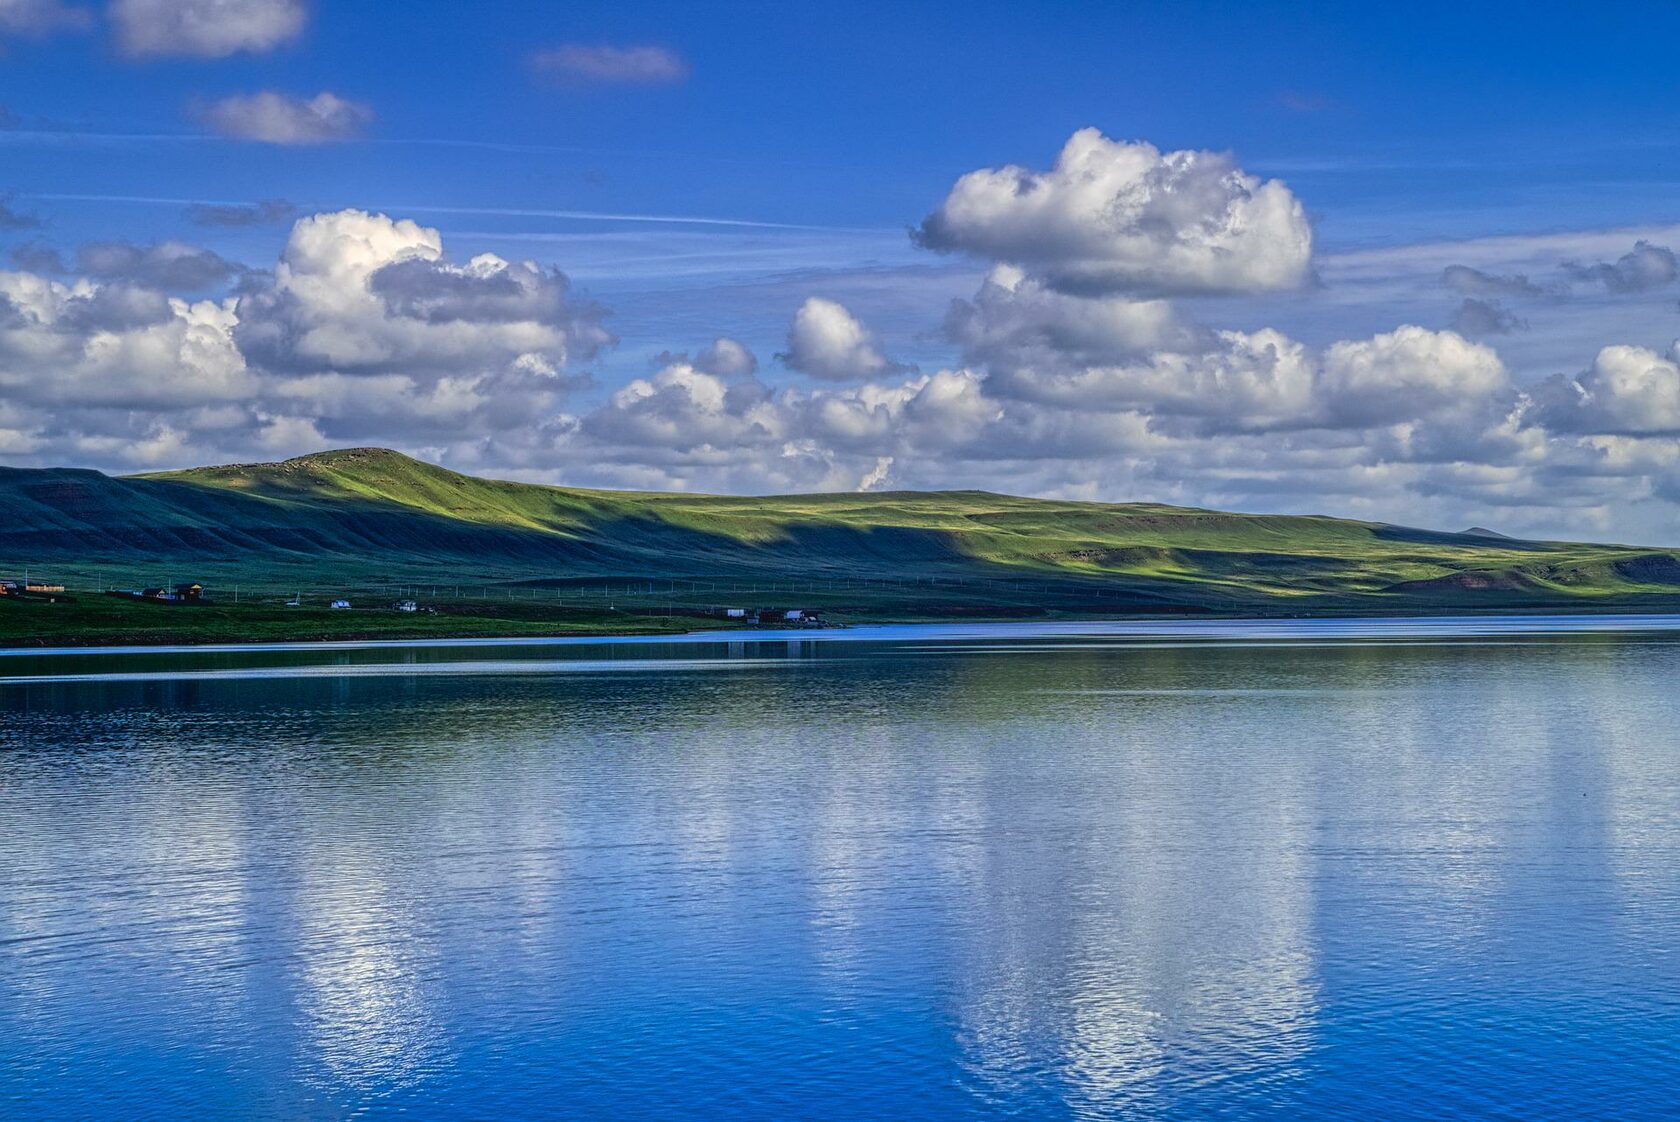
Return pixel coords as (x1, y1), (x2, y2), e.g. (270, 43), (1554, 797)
(10, 611), (1680, 658)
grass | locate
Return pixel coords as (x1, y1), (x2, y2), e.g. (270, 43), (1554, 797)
(2, 444), (1679, 647)
(0, 593), (701, 649)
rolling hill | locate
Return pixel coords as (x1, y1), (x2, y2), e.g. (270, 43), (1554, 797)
(2, 446), (1679, 619)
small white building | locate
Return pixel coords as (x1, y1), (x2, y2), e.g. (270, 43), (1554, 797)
(724, 607), (747, 618)
(330, 599), (352, 610)
(784, 609), (806, 621)
(395, 600), (419, 612)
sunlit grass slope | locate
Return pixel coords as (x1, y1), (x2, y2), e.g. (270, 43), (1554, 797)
(3, 446), (1680, 617)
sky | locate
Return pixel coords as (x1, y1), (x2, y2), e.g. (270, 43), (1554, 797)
(6, 1), (1680, 541)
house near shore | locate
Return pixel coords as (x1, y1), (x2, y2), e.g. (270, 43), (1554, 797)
(394, 599), (419, 612)
(330, 599), (352, 610)
(2, 578), (66, 596)
(714, 606), (825, 627)
(1, 578), (70, 602)
(103, 581), (209, 604)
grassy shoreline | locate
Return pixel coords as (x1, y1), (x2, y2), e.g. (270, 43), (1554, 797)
(7, 588), (1680, 650)
(12, 449), (1680, 645)
(13, 448), (1680, 623)
(0, 594), (710, 649)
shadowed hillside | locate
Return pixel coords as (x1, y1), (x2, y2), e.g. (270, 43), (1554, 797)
(2, 446), (1679, 618)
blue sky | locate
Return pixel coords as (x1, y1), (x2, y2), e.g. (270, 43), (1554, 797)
(6, 0), (1680, 540)
(10, 1), (1680, 240)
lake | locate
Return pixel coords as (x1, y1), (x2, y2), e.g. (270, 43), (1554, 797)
(2, 617), (1677, 1119)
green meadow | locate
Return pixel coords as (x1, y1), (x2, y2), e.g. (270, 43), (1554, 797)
(3, 445), (1679, 646)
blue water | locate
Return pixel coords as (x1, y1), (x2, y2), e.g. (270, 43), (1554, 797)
(2, 618), (1678, 1119)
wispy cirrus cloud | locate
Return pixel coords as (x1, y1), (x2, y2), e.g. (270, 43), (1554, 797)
(1276, 90), (1337, 113)
(529, 44), (689, 87)
(194, 91), (372, 144)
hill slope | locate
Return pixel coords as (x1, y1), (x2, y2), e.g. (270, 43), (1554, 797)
(1, 446), (1678, 616)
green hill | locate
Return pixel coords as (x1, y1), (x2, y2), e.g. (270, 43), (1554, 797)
(3, 446), (1680, 626)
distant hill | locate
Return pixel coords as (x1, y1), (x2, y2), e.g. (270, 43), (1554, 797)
(1460, 526), (1512, 540)
(1, 446), (1678, 616)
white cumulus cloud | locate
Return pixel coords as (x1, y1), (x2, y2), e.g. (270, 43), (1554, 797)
(948, 265), (1195, 372)
(916, 128), (1313, 297)
(1319, 326), (1509, 428)
(1528, 343), (1680, 436)
(693, 337), (757, 378)
(235, 209), (611, 381)
(780, 297), (910, 382)
(111, 0), (306, 58)
(0, 270), (251, 412)
(196, 91), (371, 144)
(0, 209), (622, 469)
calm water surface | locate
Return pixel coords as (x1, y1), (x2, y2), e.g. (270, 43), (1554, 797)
(2, 618), (1678, 1119)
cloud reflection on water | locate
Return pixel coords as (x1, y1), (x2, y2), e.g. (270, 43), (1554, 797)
(1, 627), (1678, 1117)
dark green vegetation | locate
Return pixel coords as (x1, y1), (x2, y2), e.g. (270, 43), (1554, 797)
(0, 595), (693, 649)
(2, 446), (1679, 645)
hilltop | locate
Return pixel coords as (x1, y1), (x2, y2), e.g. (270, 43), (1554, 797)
(2, 447), (1680, 644)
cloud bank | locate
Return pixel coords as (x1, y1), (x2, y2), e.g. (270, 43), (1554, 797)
(8, 128), (1680, 538)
